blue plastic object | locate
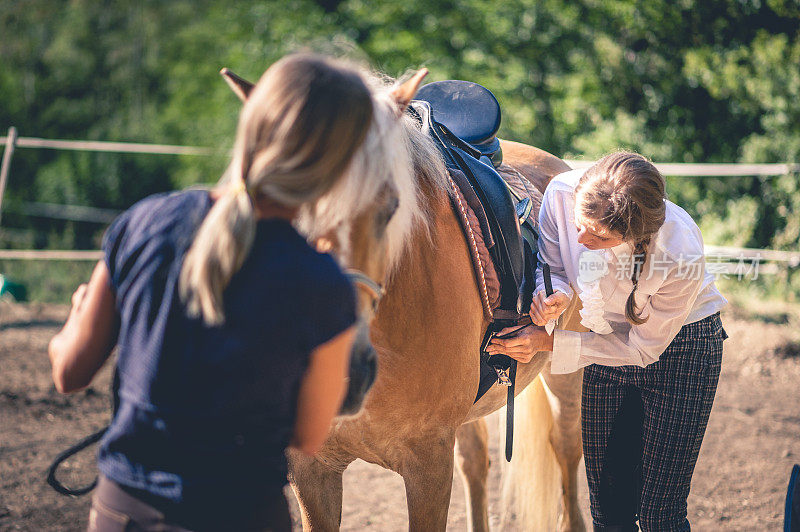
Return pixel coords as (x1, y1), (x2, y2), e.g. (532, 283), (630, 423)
(0, 274), (27, 301)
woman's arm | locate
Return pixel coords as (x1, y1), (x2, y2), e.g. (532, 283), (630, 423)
(531, 184), (578, 325)
(535, 185), (573, 300)
(492, 261), (705, 369)
(48, 261), (120, 393)
(550, 261), (704, 373)
(290, 325), (356, 456)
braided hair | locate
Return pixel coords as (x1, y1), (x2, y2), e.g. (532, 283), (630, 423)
(575, 152), (667, 325)
(627, 239), (650, 324)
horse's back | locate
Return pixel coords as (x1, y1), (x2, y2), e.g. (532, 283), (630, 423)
(499, 139), (572, 194)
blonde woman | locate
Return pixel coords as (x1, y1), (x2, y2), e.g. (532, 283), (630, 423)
(488, 152), (728, 531)
(48, 54), (374, 531)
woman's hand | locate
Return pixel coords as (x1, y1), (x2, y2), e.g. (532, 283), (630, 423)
(529, 289), (570, 326)
(485, 325), (554, 364)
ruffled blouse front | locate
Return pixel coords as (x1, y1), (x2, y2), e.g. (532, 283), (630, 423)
(576, 273), (614, 334)
(574, 247), (619, 335)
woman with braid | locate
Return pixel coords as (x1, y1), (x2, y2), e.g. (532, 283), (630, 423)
(47, 54), (374, 531)
(488, 152), (729, 531)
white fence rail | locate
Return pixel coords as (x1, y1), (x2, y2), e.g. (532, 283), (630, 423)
(564, 160), (800, 176)
(1, 128), (798, 277)
(0, 250), (103, 261)
(0, 134), (214, 156)
(704, 245), (800, 267)
(0, 247), (790, 278)
(2, 132), (798, 176)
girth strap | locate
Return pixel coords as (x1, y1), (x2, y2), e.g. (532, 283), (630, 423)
(479, 320), (522, 461)
(477, 255), (548, 462)
(506, 363), (517, 462)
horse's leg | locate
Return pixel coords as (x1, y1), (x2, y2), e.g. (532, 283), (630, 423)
(400, 436), (458, 531)
(287, 448), (352, 532)
(454, 418), (491, 532)
(541, 365), (587, 532)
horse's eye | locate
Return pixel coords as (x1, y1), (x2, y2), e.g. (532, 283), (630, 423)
(376, 195), (399, 232)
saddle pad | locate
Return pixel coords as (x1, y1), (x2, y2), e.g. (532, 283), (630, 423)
(449, 163), (543, 320)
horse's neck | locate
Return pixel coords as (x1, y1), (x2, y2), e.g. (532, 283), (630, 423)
(382, 193), (483, 327)
(369, 191), (487, 402)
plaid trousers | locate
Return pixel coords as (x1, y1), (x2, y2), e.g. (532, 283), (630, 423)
(582, 311), (727, 532)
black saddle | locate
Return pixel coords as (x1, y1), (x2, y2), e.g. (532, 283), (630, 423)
(411, 80), (542, 461)
(415, 80), (503, 167)
(410, 99), (525, 315)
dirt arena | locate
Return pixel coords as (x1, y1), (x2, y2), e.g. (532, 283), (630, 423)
(1, 300), (798, 531)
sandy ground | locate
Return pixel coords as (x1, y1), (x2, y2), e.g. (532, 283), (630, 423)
(1, 300), (798, 531)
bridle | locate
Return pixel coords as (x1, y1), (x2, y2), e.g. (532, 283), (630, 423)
(345, 269), (385, 311)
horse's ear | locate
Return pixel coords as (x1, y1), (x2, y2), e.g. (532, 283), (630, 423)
(220, 68), (254, 102)
(391, 68), (428, 115)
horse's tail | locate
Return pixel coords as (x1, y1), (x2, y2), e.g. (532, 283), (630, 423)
(499, 374), (561, 531)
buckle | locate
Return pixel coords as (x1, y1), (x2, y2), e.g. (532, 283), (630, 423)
(495, 366), (512, 386)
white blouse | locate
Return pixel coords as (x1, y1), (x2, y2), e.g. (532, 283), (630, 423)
(536, 168), (728, 374)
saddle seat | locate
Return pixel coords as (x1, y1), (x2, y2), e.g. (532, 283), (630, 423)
(415, 80), (503, 167)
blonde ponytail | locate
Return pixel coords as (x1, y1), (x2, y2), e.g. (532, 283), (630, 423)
(178, 53), (374, 326)
(180, 181), (256, 325)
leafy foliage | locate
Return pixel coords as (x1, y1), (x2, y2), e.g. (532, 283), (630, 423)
(0, 0), (798, 300)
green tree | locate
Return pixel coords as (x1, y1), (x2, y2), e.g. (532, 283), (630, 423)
(1, 0), (798, 300)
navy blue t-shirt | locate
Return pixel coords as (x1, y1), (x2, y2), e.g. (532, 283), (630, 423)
(97, 189), (356, 508)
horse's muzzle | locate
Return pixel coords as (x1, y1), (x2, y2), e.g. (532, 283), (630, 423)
(338, 321), (377, 416)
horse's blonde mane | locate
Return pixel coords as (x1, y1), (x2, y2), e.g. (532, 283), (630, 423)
(297, 71), (449, 274)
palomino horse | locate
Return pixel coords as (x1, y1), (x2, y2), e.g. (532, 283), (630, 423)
(225, 67), (586, 531)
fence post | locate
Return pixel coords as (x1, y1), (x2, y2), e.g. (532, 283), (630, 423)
(0, 126), (19, 227)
